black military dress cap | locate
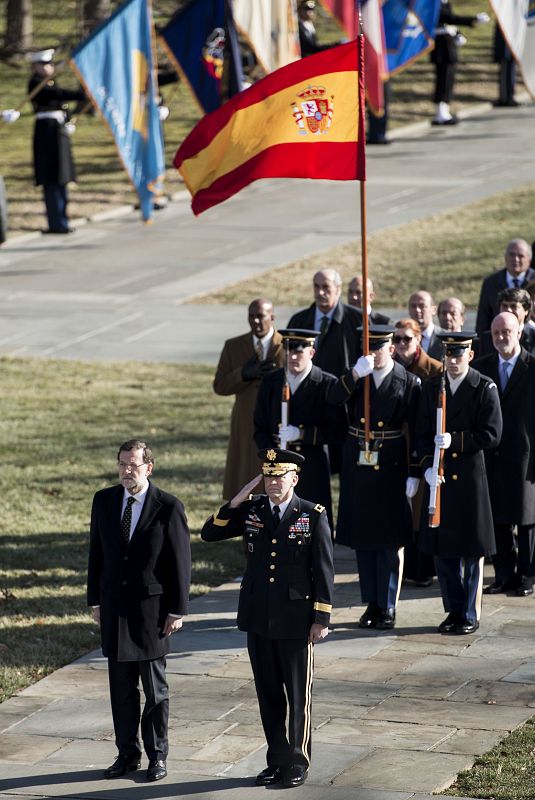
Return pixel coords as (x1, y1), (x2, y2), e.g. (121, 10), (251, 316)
(437, 331), (477, 356)
(278, 328), (320, 351)
(258, 448), (305, 475)
(358, 324), (395, 350)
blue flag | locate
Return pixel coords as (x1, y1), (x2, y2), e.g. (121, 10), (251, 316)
(159, 0), (243, 114)
(383, 0), (442, 75)
(71, 0), (165, 221)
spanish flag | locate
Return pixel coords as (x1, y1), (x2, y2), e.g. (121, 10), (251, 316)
(174, 39), (366, 215)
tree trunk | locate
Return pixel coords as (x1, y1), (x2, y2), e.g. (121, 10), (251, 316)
(81, 0), (112, 37)
(2, 0), (33, 58)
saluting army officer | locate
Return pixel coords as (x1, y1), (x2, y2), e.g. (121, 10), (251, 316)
(329, 326), (421, 630)
(417, 333), (503, 634)
(201, 449), (334, 789)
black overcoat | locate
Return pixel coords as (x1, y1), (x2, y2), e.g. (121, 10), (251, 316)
(475, 267), (535, 335)
(201, 493), (334, 639)
(473, 348), (535, 525)
(29, 75), (85, 186)
(254, 365), (345, 527)
(287, 302), (361, 378)
(87, 481), (191, 661)
(329, 362), (421, 549)
(416, 368), (503, 558)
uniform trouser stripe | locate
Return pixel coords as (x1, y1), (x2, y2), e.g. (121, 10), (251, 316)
(395, 547), (405, 605)
(247, 633), (313, 768)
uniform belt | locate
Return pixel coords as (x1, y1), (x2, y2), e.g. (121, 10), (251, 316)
(35, 111), (66, 122)
(349, 426), (403, 440)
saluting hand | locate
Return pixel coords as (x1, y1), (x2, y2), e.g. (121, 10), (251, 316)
(229, 474), (263, 508)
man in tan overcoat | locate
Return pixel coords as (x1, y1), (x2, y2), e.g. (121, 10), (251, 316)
(214, 299), (284, 499)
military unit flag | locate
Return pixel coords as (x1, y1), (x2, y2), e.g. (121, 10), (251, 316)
(382, 0), (441, 75)
(174, 39), (366, 216)
(71, 0), (164, 221)
(233, 0), (301, 73)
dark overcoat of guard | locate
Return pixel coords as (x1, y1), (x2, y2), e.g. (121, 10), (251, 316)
(330, 362), (420, 550)
(87, 482), (191, 661)
(416, 367), (503, 558)
(254, 365), (344, 528)
(473, 348), (535, 525)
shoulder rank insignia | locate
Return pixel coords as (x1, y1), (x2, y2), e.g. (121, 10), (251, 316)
(314, 504), (325, 513)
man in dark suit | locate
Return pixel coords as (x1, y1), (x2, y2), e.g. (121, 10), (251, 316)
(254, 328), (345, 529)
(476, 287), (535, 357)
(297, 0), (341, 57)
(408, 290), (443, 360)
(287, 269), (361, 379)
(475, 238), (534, 335)
(437, 297), (465, 332)
(474, 313), (535, 597)
(347, 275), (393, 325)
(202, 448), (334, 789)
(417, 333), (502, 635)
(87, 439), (191, 782)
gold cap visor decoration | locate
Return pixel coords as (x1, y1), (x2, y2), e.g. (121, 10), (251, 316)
(437, 330), (477, 356)
(259, 447), (305, 476)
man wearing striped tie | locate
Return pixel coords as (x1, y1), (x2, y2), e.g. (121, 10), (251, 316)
(87, 439), (191, 783)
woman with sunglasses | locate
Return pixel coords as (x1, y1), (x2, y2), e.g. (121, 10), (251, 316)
(393, 319), (442, 380)
(393, 319), (442, 588)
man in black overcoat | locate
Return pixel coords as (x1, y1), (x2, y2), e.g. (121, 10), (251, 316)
(201, 448), (334, 789)
(347, 275), (393, 326)
(417, 334), (502, 635)
(29, 49), (86, 234)
(329, 327), (421, 631)
(474, 313), (535, 596)
(475, 239), (534, 335)
(254, 328), (345, 529)
(87, 439), (191, 782)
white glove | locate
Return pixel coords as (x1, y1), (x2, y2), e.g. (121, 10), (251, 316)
(405, 477), (420, 499)
(353, 354), (374, 378)
(434, 432), (451, 449)
(455, 33), (467, 46)
(2, 109), (20, 123)
(425, 468), (445, 487)
(476, 12), (490, 24)
(64, 122), (76, 136)
(158, 105), (170, 121)
(279, 424), (301, 443)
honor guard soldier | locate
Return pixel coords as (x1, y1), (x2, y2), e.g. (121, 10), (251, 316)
(201, 449), (334, 789)
(329, 326), (421, 630)
(417, 333), (503, 634)
(254, 328), (345, 530)
(28, 49), (86, 234)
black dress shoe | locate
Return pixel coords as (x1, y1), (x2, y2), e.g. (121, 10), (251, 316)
(255, 766), (283, 786)
(376, 608), (396, 630)
(283, 765), (308, 788)
(103, 755), (141, 778)
(358, 603), (378, 629)
(456, 618), (479, 635)
(147, 759), (167, 782)
(516, 581), (533, 596)
(437, 610), (462, 633)
(483, 579), (516, 595)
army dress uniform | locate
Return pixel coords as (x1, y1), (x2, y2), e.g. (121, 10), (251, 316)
(201, 450), (333, 780)
(417, 334), (503, 633)
(329, 328), (421, 626)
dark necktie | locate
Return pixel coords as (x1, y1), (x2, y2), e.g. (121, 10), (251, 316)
(121, 496), (136, 544)
(272, 505), (280, 526)
(513, 278), (521, 288)
(319, 315), (329, 336)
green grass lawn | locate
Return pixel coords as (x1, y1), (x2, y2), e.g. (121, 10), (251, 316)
(0, 357), (243, 703)
(0, 0), (516, 238)
(189, 181), (535, 310)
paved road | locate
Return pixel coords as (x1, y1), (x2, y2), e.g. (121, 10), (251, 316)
(0, 103), (534, 363)
(1, 548), (535, 800)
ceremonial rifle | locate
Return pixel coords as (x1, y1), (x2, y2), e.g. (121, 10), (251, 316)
(428, 348), (447, 527)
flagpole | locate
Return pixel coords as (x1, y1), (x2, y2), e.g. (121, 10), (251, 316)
(357, 5), (371, 456)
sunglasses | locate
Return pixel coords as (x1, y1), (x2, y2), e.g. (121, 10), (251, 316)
(393, 335), (415, 344)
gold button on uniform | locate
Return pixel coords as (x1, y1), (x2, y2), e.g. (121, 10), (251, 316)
(271, 551), (277, 557)
(452, 474), (458, 480)
(360, 417), (365, 424)
(374, 465), (380, 471)
(269, 577), (275, 583)
(377, 421), (384, 428)
(272, 539), (277, 544)
(452, 453), (458, 459)
(270, 564), (275, 570)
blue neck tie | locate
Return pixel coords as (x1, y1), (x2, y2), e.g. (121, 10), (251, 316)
(500, 361), (511, 391)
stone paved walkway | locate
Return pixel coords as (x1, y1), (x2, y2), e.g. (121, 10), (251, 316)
(1, 546), (534, 799)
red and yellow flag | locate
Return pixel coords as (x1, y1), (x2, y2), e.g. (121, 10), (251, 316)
(174, 39), (366, 216)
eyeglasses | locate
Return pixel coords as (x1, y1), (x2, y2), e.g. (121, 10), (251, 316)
(118, 462), (146, 470)
(393, 335), (415, 344)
